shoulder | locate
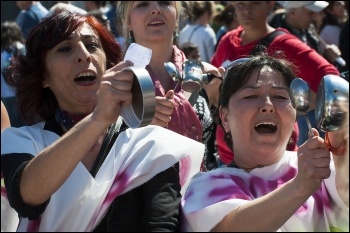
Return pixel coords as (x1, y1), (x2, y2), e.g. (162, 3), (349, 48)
(219, 27), (241, 43)
(1, 122), (58, 155)
(269, 11), (285, 28)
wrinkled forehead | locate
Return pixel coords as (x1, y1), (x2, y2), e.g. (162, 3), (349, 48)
(71, 23), (99, 38)
(246, 66), (288, 87)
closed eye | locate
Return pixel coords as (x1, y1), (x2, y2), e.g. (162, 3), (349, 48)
(244, 95), (258, 99)
(57, 46), (71, 53)
(274, 95), (289, 100)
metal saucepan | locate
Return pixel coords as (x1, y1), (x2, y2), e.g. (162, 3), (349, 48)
(315, 74), (349, 132)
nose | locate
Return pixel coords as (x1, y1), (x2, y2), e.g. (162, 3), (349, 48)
(238, 4), (253, 14)
(76, 43), (92, 63)
(260, 97), (275, 113)
(150, 2), (161, 15)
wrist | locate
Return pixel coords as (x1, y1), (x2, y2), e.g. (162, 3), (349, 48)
(325, 132), (347, 155)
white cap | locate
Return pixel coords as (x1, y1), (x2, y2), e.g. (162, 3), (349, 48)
(284, 1), (329, 12)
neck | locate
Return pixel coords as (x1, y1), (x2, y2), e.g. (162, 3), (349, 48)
(241, 24), (274, 45)
(55, 109), (87, 131)
(228, 160), (264, 172)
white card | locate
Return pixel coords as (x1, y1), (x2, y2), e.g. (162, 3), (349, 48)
(124, 43), (152, 68)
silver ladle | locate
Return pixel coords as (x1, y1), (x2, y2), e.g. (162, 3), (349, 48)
(290, 78), (314, 136)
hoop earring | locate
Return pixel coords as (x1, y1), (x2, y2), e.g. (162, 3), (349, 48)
(127, 31), (135, 44)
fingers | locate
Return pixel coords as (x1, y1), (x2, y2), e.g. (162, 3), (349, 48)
(218, 66), (225, 77)
(308, 128), (319, 138)
(297, 134), (331, 184)
(201, 61), (223, 78)
(150, 94), (175, 128)
(105, 60), (134, 73)
(165, 90), (174, 99)
(94, 68), (135, 124)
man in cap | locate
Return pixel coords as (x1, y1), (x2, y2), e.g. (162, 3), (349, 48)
(269, 1), (340, 63)
(269, 1), (329, 51)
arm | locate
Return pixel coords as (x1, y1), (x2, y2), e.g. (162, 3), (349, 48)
(326, 125), (349, 207)
(273, 34), (340, 94)
(19, 61), (134, 206)
(1, 101), (11, 132)
(212, 129), (331, 232)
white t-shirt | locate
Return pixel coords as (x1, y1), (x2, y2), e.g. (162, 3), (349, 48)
(179, 24), (217, 63)
(320, 25), (342, 47)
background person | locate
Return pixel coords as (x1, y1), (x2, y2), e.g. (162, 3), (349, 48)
(117, 1), (224, 171)
(319, 1), (348, 46)
(178, 1), (217, 63)
(211, 1), (340, 167)
(15, 1), (49, 39)
(1, 20), (27, 127)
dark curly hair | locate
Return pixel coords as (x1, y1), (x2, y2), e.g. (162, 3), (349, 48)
(6, 10), (123, 124)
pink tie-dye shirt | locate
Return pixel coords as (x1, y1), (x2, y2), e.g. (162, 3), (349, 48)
(181, 151), (349, 232)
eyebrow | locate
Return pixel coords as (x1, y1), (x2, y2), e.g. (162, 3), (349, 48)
(66, 34), (98, 41)
(242, 85), (289, 91)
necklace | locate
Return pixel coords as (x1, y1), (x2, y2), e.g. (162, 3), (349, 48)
(228, 160), (264, 172)
(55, 109), (87, 131)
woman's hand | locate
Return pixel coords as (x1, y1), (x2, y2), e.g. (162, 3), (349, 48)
(93, 60), (134, 126)
(295, 128), (330, 194)
(150, 90), (175, 128)
(201, 61), (225, 77)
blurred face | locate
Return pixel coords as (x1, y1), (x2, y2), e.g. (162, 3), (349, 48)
(187, 47), (201, 60)
(220, 66), (296, 164)
(16, 1), (31, 10)
(312, 11), (326, 29)
(291, 7), (315, 29)
(233, 1), (273, 29)
(329, 1), (348, 19)
(128, 1), (177, 46)
(44, 23), (106, 114)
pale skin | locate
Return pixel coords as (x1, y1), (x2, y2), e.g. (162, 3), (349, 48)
(212, 67), (348, 232)
(127, 1), (223, 120)
(19, 23), (135, 205)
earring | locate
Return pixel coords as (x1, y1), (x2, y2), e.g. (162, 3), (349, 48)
(127, 31), (135, 44)
(225, 131), (232, 140)
(173, 31), (179, 43)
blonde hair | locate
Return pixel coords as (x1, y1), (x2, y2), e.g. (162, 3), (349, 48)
(116, 1), (187, 48)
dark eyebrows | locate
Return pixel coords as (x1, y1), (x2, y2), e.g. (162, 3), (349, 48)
(242, 85), (289, 91)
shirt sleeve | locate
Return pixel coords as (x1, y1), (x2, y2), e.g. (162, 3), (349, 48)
(271, 34), (340, 92)
(1, 153), (50, 220)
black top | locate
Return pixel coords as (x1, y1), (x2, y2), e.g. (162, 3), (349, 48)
(1, 118), (182, 231)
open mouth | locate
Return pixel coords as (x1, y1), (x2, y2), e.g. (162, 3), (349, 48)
(254, 122), (277, 133)
(148, 21), (164, 26)
(74, 71), (96, 85)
